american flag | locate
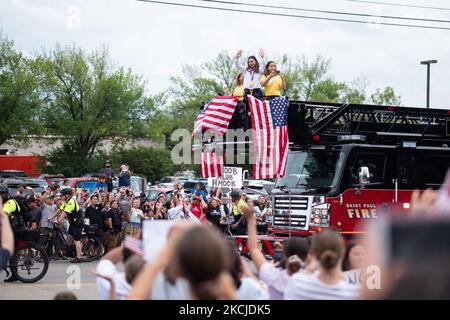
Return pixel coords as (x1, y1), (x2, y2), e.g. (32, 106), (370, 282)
(124, 236), (144, 256)
(248, 96), (289, 179)
(200, 151), (224, 178)
(193, 96), (238, 135)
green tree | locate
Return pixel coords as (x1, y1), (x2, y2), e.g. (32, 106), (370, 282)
(370, 86), (402, 106)
(0, 32), (42, 145)
(36, 45), (155, 175)
(111, 147), (174, 182)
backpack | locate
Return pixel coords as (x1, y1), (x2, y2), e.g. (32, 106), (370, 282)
(8, 197), (28, 232)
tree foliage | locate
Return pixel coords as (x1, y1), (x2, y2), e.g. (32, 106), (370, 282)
(35, 45), (156, 171)
(0, 33), (42, 145)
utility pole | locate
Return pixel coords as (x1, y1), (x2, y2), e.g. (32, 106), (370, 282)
(420, 60), (438, 109)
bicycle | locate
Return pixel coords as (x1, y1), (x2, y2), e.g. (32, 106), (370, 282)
(39, 222), (104, 262)
(3, 233), (49, 283)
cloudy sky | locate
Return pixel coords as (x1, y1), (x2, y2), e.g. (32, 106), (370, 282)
(1, 0), (449, 108)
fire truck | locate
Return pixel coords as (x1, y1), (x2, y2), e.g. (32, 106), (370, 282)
(200, 98), (450, 253)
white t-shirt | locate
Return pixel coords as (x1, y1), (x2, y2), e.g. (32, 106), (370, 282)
(150, 272), (190, 300)
(283, 273), (361, 300)
(96, 260), (131, 300)
(129, 208), (143, 223)
(237, 277), (269, 300)
(259, 262), (291, 300)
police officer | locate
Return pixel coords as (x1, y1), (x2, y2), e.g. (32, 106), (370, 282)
(49, 188), (84, 263)
(0, 184), (26, 282)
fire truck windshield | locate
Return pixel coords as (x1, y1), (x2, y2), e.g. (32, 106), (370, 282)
(276, 149), (345, 190)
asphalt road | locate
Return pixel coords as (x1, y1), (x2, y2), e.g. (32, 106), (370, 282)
(0, 260), (104, 300)
(0, 258), (258, 300)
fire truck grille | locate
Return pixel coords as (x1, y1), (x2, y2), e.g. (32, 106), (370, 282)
(273, 195), (309, 210)
(273, 214), (307, 229)
(272, 195), (309, 230)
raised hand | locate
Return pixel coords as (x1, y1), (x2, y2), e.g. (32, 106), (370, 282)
(259, 48), (265, 59)
(235, 49), (243, 59)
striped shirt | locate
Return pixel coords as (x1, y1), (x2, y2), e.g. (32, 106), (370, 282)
(283, 273), (361, 300)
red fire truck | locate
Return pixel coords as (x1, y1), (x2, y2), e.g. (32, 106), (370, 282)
(271, 101), (450, 238)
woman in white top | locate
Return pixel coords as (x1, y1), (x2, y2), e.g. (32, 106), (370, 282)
(235, 49), (266, 99)
(244, 206), (309, 299)
(284, 230), (361, 300)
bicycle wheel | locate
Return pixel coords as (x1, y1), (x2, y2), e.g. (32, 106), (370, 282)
(10, 243), (49, 283)
(81, 235), (104, 262)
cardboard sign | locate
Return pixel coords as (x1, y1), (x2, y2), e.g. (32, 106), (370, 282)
(142, 220), (174, 262)
(208, 167), (243, 189)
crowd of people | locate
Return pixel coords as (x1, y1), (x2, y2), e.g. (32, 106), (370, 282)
(2, 158), (450, 300)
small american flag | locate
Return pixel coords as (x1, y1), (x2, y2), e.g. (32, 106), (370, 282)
(248, 96), (289, 179)
(124, 236), (144, 256)
(200, 151), (224, 178)
(193, 96), (238, 135)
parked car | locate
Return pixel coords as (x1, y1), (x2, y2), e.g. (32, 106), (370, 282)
(249, 179), (275, 194)
(22, 178), (48, 189)
(59, 177), (98, 191)
(39, 174), (65, 186)
(146, 188), (173, 206)
(2, 179), (45, 197)
(242, 181), (268, 201)
(159, 176), (190, 189)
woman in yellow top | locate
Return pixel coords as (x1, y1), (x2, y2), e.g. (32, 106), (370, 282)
(232, 72), (244, 100)
(260, 61), (286, 98)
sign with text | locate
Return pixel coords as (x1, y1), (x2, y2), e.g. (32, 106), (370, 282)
(208, 167), (243, 189)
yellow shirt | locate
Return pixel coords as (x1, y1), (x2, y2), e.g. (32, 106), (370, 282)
(3, 199), (19, 216)
(233, 85), (244, 100)
(60, 198), (79, 214)
(261, 74), (284, 97)
(233, 199), (248, 216)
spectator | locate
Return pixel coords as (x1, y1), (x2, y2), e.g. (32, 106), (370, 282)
(245, 209), (308, 299)
(206, 198), (224, 230)
(128, 224), (237, 300)
(95, 174), (109, 193)
(61, 179), (71, 190)
(125, 198), (145, 238)
(40, 191), (56, 234)
(0, 197), (14, 270)
(254, 196), (269, 223)
(230, 191), (248, 235)
(15, 185), (26, 198)
(84, 195), (105, 242)
(210, 187), (223, 199)
(100, 160), (115, 192)
(342, 243), (367, 286)
(194, 182), (208, 203)
(118, 187), (132, 242)
(95, 247), (146, 300)
(189, 195), (207, 223)
(174, 182), (185, 197)
(53, 292), (77, 300)
(235, 49), (266, 99)
(153, 201), (166, 220)
(105, 200), (123, 252)
(260, 61), (286, 98)
(284, 230), (360, 300)
(25, 196), (41, 231)
(225, 241), (269, 300)
(118, 164), (131, 188)
(232, 72), (244, 100)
